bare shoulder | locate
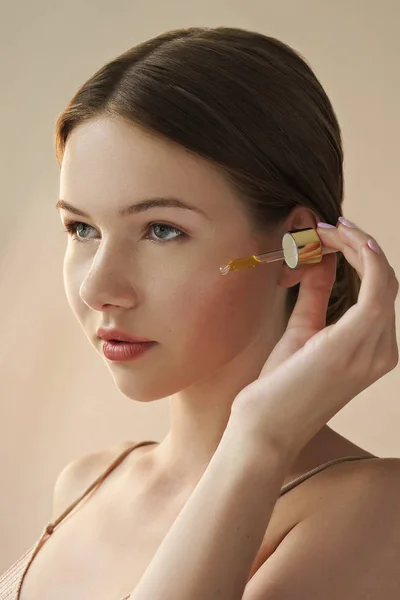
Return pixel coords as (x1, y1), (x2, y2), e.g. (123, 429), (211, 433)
(311, 458), (400, 577)
(340, 456), (400, 494)
(308, 456), (400, 521)
(283, 456), (400, 525)
(326, 456), (400, 496)
(52, 440), (135, 519)
(355, 456), (400, 509)
(249, 458), (400, 599)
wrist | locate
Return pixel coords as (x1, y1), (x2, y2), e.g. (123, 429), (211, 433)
(219, 415), (295, 477)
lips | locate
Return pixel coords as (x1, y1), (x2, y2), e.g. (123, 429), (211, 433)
(102, 339), (156, 362)
(97, 328), (155, 344)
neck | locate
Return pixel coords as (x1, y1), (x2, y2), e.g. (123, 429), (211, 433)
(155, 304), (288, 483)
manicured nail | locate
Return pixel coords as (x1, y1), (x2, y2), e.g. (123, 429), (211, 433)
(367, 239), (380, 254)
(338, 216), (357, 229)
(317, 222), (336, 228)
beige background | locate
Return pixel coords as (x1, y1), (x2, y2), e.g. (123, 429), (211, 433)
(1, 0), (399, 571)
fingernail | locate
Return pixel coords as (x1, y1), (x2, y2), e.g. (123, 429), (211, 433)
(367, 239), (380, 254)
(317, 222), (336, 229)
(338, 216), (358, 229)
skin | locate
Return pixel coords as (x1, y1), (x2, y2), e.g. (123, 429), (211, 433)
(59, 116), (370, 485)
(123, 219), (400, 599)
(48, 114), (400, 599)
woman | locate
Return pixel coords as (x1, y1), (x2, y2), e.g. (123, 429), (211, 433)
(1, 26), (399, 600)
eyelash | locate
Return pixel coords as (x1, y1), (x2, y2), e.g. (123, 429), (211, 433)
(63, 220), (187, 244)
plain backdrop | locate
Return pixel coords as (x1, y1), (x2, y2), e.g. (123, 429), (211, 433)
(1, 0), (399, 571)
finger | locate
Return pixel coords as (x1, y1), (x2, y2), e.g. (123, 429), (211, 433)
(317, 221), (396, 312)
(318, 223), (365, 278)
(316, 222), (398, 376)
(260, 252), (337, 375)
(285, 251), (337, 334)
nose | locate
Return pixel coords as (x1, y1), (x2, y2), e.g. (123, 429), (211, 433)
(79, 244), (138, 311)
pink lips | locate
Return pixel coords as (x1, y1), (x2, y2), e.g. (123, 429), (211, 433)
(97, 328), (156, 362)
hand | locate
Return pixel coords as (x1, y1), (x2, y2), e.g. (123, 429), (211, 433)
(229, 220), (399, 458)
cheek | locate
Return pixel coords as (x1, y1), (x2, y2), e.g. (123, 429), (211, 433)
(159, 267), (276, 359)
(63, 255), (86, 324)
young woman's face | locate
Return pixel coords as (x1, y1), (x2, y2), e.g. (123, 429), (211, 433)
(59, 117), (286, 401)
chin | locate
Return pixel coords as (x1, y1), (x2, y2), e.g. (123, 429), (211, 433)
(107, 368), (180, 403)
(109, 373), (165, 402)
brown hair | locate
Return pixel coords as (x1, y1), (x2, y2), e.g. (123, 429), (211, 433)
(55, 26), (360, 325)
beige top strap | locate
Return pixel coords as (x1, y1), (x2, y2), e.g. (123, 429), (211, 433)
(279, 455), (376, 496)
(48, 440), (155, 533)
(15, 440), (155, 600)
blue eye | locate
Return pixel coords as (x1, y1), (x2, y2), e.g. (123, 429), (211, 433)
(147, 223), (186, 242)
(63, 221), (187, 243)
(63, 221), (97, 241)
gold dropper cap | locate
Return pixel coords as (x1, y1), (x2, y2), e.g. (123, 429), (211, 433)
(220, 228), (337, 275)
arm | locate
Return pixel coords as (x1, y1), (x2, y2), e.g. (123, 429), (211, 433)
(129, 426), (293, 600)
(129, 447), (400, 600)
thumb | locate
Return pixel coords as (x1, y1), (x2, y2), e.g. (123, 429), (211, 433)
(260, 253), (337, 375)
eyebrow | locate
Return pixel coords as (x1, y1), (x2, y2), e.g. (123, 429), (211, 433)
(55, 197), (209, 219)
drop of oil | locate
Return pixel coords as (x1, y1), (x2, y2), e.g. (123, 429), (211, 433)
(219, 265), (230, 275)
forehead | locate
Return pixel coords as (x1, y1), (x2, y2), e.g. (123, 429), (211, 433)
(59, 117), (246, 222)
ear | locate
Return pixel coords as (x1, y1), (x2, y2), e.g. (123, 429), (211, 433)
(277, 262), (305, 289)
(276, 207), (320, 290)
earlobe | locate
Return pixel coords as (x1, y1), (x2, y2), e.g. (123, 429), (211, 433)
(277, 263), (304, 289)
